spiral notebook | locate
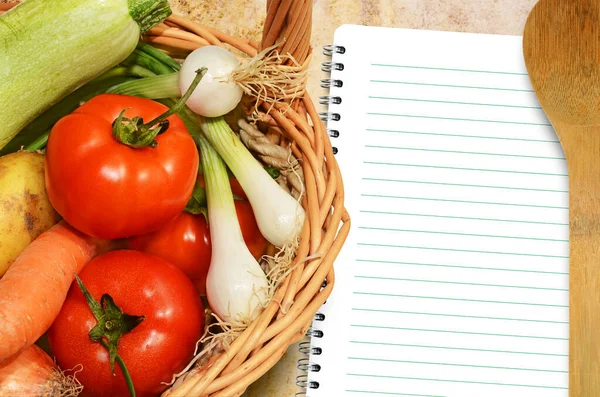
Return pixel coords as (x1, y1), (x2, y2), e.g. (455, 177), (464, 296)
(296, 24), (569, 397)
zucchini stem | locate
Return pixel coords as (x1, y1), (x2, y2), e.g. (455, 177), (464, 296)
(128, 0), (172, 33)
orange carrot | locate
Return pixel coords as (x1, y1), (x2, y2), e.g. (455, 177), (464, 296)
(0, 221), (110, 363)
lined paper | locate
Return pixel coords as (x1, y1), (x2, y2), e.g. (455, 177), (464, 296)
(307, 25), (568, 397)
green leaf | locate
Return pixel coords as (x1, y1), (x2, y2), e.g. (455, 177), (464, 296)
(264, 166), (281, 179)
(185, 182), (207, 214)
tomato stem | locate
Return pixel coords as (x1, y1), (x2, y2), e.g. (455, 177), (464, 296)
(73, 274), (143, 397)
(100, 340), (137, 397)
(112, 67), (207, 149)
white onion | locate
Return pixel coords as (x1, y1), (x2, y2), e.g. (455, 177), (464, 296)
(179, 46), (244, 117)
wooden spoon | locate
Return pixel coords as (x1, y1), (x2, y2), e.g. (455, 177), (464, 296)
(523, 0), (600, 395)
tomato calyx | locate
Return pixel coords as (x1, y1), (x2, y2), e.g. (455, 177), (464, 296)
(74, 274), (143, 397)
(111, 110), (168, 149)
(111, 67), (208, 149)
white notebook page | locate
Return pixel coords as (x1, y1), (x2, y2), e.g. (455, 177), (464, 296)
(307, 25), (569, 397)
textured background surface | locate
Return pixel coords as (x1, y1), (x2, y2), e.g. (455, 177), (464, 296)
(166, 0), (539, 396)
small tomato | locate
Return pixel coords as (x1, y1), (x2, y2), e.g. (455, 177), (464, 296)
(128, 200), (268, 295)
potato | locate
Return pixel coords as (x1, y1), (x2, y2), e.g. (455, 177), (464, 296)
(0, 151), (61, 276)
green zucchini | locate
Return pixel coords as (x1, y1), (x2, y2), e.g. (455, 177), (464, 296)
(0, 0), (172, 150)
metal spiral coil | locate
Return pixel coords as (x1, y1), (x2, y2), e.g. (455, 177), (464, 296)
(320, 79), (343, 88)
(321, 61), (344, 72)
(322, 44), (346, 56)
(319, 95), (342, 105)
(319, 112), (341, 122)
(295, 43), (345, 395)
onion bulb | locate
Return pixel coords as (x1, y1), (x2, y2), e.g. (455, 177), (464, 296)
(179, 46), (244, 118)
(0, 344), (82, 396)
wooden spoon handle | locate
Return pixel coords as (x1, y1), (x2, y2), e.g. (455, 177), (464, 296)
(559, 122), (600, 397)
(570, 233), (600, 396)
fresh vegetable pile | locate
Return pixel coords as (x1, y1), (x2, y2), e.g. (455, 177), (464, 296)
(0, 1), (309, 396)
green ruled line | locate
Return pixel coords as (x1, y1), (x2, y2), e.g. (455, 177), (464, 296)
(349, 340), (569, 357)
(347, 356), (567, 373)
(359, 210), (568, 226)
(346, 373), (568, 390)
(366, 128), (560, 143)
(367, 112), (552, 126)
(368, 96), (542, 109)
(355, 258), (569, 276)
(364, 144), (565, 160)
(351, 308), (568, 324)
(353, 275), (568, 291)
(352, 291), (569, 308)
(357, 242), (569, 259)
(370, 80), (535, 92)
(346, 390), (446, 397)
(358, 226), (569, 243)
(363, 161), (567, 177)
(370, 64), (529, 76)
(363, 177), (567, 193)
(361, 193), (568, 210)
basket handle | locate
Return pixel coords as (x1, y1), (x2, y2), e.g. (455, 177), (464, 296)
(260, 0), (312, 65)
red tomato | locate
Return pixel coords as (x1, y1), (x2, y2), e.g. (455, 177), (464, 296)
(45, 94), (199, 240)
(128, 201), (268, 295)
(128, 212), (211, 294)
(47, 250), (204, 397)
(235, 200), (269, 260)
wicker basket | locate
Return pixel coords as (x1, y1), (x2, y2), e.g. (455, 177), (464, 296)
(0, 1), (349, 396)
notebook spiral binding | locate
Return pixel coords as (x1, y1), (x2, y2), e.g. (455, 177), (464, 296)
(318, 44), (345, 156)
(295, 279), (329, 395)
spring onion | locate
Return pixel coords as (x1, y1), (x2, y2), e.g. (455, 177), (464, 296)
(199, 117), (305, 248)
(197, 132), (269, 325)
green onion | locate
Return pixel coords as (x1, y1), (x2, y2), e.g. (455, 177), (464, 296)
(107, 73), (180, 98)
(197, 129), (269, 326)
(199, 117), (305, 248)
(136, 42), (181, 72)
(122, 49), (174, 75)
